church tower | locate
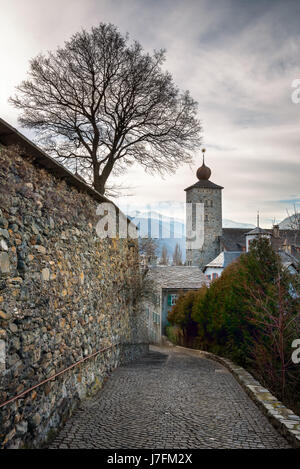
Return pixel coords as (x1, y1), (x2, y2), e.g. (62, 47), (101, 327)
(185, 149), (223, 270)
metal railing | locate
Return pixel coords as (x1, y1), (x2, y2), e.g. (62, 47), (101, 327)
(0, 343), (120, 409)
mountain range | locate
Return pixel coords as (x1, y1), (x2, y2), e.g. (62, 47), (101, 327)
(128, 210), (299, 261)
(128, 211), (255, 261)
(278, 213), (300, 229)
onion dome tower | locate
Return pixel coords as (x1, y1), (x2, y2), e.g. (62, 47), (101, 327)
(185, 149), (223, 270)
(196, 149), (211, 181)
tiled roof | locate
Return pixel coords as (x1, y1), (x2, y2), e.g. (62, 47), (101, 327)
(278, 250), (299, 269)
(184, 180), (224, 191)
(148, 266), (206, 289)
(273, 229), (300, 247)
(221, 228), (300, 255)
(221, 228), (249, 251)
(204, 251), (242, 270)
(245, 227), (271, 236)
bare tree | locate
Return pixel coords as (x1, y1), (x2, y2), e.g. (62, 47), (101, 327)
(285, 204), (300, 249)
(159, 245), (169, 265)
(172, 243), (183, 265)
(287, 205), (300, 230)
(10, 23), (201, 195)
(139, 237), (158, 262)
(244, 271), (300, 401)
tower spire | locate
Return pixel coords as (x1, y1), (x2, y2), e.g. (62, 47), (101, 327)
(196, 148), (211, 181)
(257, 211), (260, 228)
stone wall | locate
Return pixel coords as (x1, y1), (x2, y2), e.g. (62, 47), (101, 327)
(0, 146), (148, 449)
(186, 187), (222, 269)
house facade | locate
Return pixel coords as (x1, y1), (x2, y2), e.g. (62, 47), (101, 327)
(203, 251), (242, 281)
(144, 266), (206, 343)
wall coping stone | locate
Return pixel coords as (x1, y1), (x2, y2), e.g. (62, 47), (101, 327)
(0, 118), (134, 227)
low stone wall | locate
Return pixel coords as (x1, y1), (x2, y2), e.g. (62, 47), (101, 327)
(0, 146), (148, 449)
(174, 344), (300, 448)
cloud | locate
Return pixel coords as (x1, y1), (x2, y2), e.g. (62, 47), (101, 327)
(1, 0), (300, 227)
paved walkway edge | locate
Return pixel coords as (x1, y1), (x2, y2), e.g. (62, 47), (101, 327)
(173, 343), (300, 448)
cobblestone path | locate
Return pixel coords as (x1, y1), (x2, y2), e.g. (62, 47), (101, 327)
(49, 345), (290, 448)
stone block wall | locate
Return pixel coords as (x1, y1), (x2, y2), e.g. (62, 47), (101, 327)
(0, 146), (148, 448)
(186, 187), (222, 269)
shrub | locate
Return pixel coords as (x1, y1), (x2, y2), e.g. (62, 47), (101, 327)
(167, 238), (300, 413)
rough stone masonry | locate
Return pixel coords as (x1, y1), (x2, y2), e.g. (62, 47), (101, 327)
(0, 145), (148, 449)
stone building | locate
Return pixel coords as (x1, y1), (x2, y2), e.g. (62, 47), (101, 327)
(144, 266), (206, 343)
(185, 149), (223, 269)
(204, 220), (299, 280)
(185, 150), (299, 273)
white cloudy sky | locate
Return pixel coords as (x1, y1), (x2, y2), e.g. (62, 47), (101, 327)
(1, 0), (300, 226)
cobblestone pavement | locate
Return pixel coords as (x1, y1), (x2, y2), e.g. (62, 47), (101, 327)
(49, 345), (291, 448)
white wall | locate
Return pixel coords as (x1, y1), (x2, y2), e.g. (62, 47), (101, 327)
(204, 266), (223, 281)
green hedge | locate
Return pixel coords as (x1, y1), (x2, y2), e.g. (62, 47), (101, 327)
(167, 238), (300, 413)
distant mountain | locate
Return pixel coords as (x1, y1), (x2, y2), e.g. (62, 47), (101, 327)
(129, 209), (184, 225)
(129, 212), (256, 262)
(128, 213), (185, 261)
(129, 212), (254, 235)
(279, 213), (300, 230)
(129, 214), (184, 239)
(156, 238), (186, 262)
(222, 219), (255, 229)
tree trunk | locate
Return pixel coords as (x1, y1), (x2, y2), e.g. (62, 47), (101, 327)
(93, 158), (114, 195)
(94, 177), (106, 195)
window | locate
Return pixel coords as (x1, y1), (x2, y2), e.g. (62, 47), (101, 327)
(212, 273), (219, 279)
(206, 274), (211, 281)
(152, 312), (160, 324)
(167, 294), (178, 306)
